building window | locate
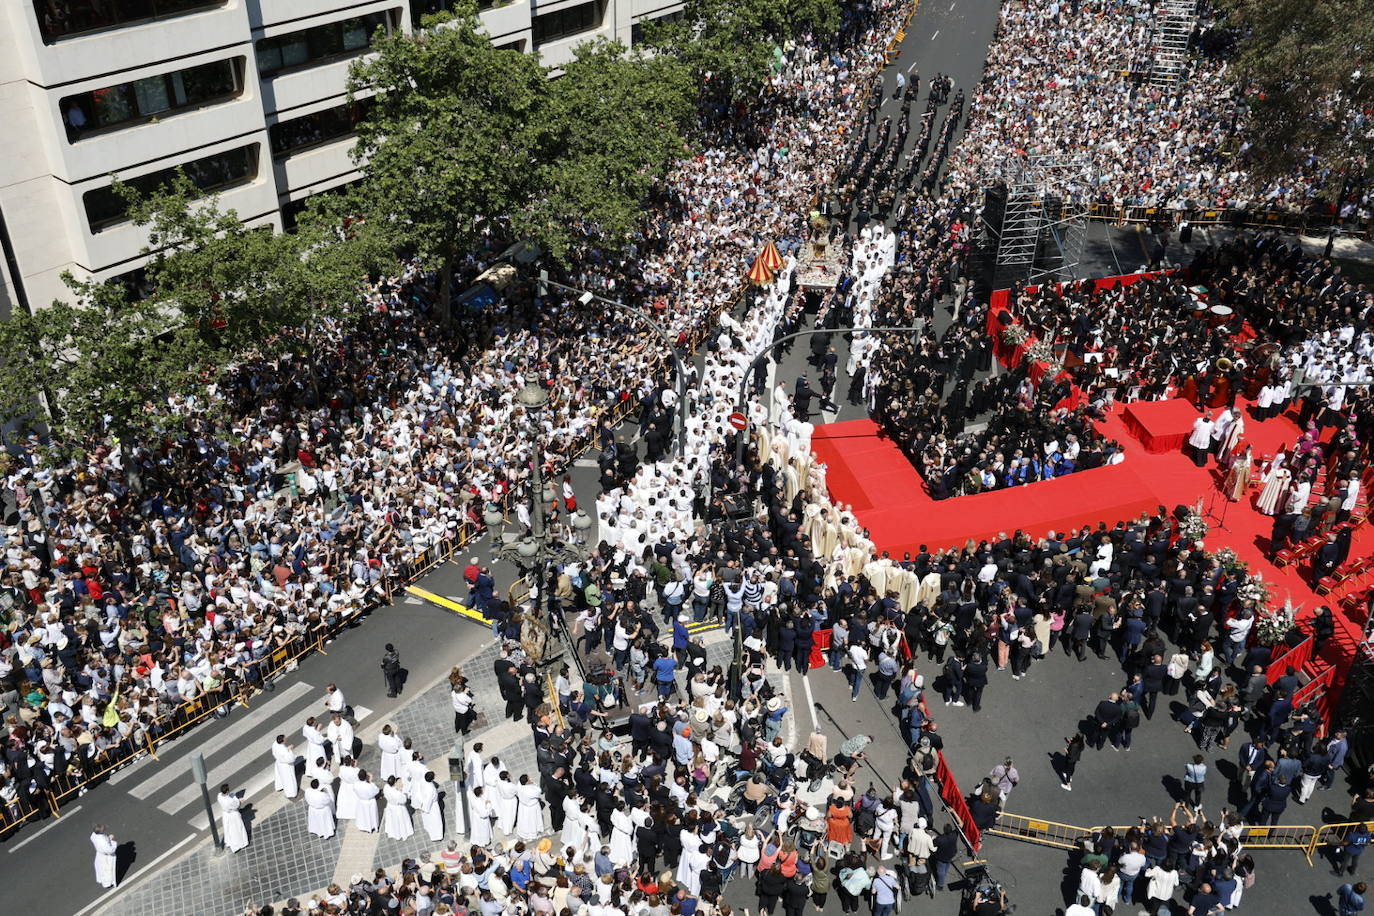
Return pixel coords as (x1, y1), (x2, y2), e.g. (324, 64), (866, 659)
(32, 0), (225, 44)
(61, 58), (243, 142)
(409, 0), (500, 24)
(532, 1), (601, 45)
(256, 10), (396, 77)
(269, 101), (372, 158)
(84, 144), (259, 232)
(630, 9), (682, 45)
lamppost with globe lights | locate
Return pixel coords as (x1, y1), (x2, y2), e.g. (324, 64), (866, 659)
(482, 375), (592, 682)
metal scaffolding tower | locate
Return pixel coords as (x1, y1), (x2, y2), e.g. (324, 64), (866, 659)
(996, 177), (1042, 267)
(978, 154), (1091, 287)
(1149, 0), (1197, 88)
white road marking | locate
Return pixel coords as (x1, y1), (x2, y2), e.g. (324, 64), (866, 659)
(7, 806), (80, 852)
(127, 681), (315, 800)
(931, 29), (940, 40)
(802, 669), (818, 732)
(72, 833), (197, 916)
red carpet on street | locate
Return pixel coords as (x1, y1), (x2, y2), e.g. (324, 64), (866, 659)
(812, 399), (1372, 643)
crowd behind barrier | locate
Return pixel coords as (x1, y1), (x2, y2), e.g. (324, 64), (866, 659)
(990, 810), (1374, 868)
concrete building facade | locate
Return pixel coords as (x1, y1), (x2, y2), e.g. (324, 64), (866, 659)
(1, 0), (684, 317)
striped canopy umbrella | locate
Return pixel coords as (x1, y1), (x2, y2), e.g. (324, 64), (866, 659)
(746, 255), (775, 286)
(760, 240), (784, 272)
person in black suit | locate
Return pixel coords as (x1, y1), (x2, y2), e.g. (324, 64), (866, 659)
(1141, 655), (1167, 719)
(962, 654), (989, 712)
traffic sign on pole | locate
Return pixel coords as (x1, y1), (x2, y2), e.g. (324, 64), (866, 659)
(727, 412), (749, 431)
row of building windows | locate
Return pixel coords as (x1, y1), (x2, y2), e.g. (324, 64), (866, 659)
(268, 100), (371, 158)
(62, 58), (242, 140)
(255, 10), (395, 77)
(83, 143), (259, 231)
(531, 1), (602, 45)
(32, 0), (222, 43)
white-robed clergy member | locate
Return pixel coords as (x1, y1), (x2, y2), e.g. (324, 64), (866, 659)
(353, 770), (381, 833)
(411, 770), (444, 842)
(382, 776), (414, 840)
(271, 734), (299, 799)
(305, 778), (336, 839)
(327, 713), (355, 763)
(514, 773), (543, 841)
(218, 784), (250, 853)
(469, 785), (494, 847)
(493, 770), (518, 836)
(378, 725), (405, 781)
(91, 825), (118, 888)
(336, 756), (360, 821)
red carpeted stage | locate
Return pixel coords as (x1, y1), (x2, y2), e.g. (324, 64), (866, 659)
(1121, 398), (1203, 453)
(811, 398), (1372, 622)
(812, 419), (1160, 551)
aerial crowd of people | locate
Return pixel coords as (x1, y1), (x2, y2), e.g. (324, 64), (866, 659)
(3, 1), (1373, 916)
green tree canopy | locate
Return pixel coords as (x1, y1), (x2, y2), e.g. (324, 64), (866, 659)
(521, 39), (694, 255)
(348, 5), (693, 294)
(348, 6), (545, 305)
(0, 175), (385, 457)
(1219, 0), (1373, 187)
(0, 271), (213, 458)
(646, 0), (840, 98)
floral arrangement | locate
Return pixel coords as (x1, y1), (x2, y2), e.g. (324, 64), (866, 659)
(1237, 574), (1272, 609)
(1177, 511), (1209, 542)
(1025, 340), (1056, 365)
(1254, 597), (1297, 646)
(1214, 547), (1249, 575)
(1001, 325), (1030, 346)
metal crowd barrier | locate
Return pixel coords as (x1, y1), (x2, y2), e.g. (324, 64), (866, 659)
(985, 812), (1368, 865)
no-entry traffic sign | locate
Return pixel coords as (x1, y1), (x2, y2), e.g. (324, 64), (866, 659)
(727, 412), (749, 431)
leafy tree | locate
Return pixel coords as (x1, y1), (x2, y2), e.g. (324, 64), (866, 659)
(0, 176), (385, 468)
(348, 6), (546, 313)
(520, 39), (694, 257)
(646, 0), (840, 98)
(0, 272), (214, 465)
(1218, 0), (1373, 190)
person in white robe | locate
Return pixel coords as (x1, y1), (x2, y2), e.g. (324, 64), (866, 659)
(383, 777), (414, 840)
(560, 795), (586, 852)
(271, 734), (299, 799)
(301, 718), (328, 763)
(482, 757), (506, 800)
(218, 785), (249, 853)
(353, 771), (381, 833)
(411, 771), (444, 841)
(493, 772), (519, 836)
(304, 755), (332, 791)
(377, 726), (404, 782)
(327, 714), (355, 763)
(91, 827), (118, 888)
(609, 807), (635, 865)
(336, 759), (360, 821)
(514, 775), (544, 841)
(676, 836), (709, 895)
(404, 752), (430, 790)
(468, 786), (495, 847)
(305, 779), (336, 839)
